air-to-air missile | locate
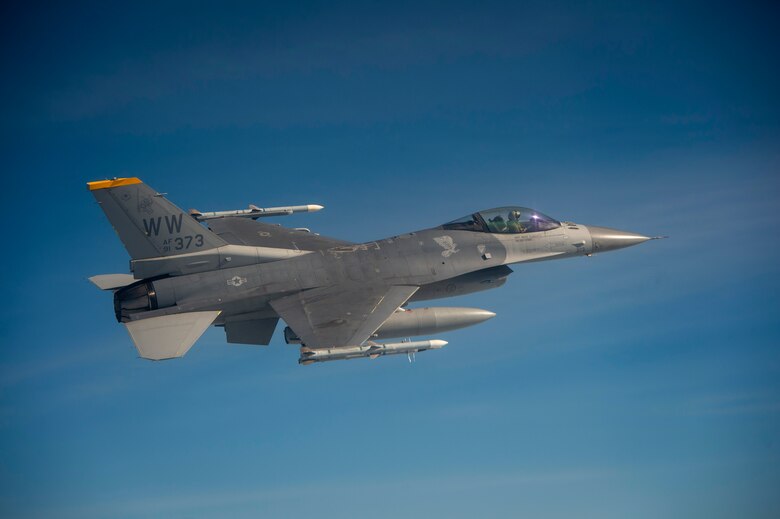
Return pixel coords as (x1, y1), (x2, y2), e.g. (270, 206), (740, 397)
(189, 204), (324, 221)
(299, 339), (448, 365)
(87, 177), (664, 366)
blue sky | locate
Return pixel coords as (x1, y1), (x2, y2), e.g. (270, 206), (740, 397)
(1, 2), (779, 517)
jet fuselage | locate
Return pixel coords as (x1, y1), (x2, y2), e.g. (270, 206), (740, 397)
(118, 222), (600, 325)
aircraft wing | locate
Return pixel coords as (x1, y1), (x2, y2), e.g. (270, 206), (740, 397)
(270, 285), (419, 349)
(207, 217), (352, 250)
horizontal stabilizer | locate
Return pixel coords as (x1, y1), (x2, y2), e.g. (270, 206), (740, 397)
(123, 311), (221, 360)
(89, 273), (136, 290)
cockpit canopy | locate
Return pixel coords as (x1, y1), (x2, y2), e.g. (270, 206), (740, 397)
(441, 206), (561, 234)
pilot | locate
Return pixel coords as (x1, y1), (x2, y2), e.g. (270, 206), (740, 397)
(507, 209), (526, 233)
(489, 215), (507, 233)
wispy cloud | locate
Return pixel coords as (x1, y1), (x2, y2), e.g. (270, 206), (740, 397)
(0, 342), (115, 390)
(50, 466), (617, 519)
(39, 6), (595, 129)
(679, 391), (780, 417)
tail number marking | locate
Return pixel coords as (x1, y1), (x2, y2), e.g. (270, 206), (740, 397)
(161, 234), (204, 252)
(143, 214), (183, 236)
(142, 213), (204, 252)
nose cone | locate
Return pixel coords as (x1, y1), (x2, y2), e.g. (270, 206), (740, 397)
(586, 225), (651, 253)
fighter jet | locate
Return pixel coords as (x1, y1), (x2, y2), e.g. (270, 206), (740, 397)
(88, 178), (662, 365)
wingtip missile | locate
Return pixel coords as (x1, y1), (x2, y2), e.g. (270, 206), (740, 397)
(189, 203), (325, 221)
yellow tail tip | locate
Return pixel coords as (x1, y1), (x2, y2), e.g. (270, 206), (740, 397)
(87, 177), (142, 191)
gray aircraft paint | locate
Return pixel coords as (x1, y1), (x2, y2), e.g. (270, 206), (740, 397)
(89, 178), (661, 363)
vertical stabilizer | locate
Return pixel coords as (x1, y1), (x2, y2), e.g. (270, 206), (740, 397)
(88, 178), (226, 260)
